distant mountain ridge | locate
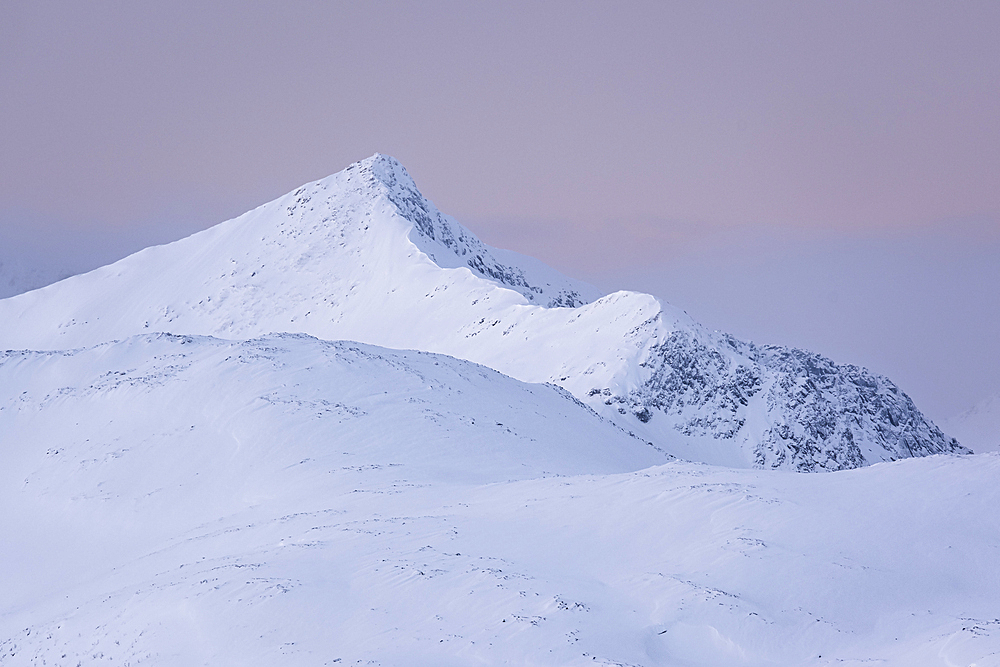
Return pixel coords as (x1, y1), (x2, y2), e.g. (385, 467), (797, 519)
(0, 154), (967, 471)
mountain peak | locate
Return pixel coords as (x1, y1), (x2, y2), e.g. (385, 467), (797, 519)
(349, 153), (418, 193)
(330, 154), (600, 308)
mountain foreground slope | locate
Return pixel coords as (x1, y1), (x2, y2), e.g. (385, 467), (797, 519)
(0, 155), (965, 471)
(1, 334), (998, 666)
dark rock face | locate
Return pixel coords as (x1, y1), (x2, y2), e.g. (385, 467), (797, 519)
(750, 345), (968, 470)
(595, 327), (968, 472)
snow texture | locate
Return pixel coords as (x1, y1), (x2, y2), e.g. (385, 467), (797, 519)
(1, 333), (997, 666)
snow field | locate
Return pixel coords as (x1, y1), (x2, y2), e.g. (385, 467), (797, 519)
(1, 334), (997, 666)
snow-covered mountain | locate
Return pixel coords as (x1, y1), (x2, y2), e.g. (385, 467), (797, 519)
(0, 154), (965, 471)
(2, 155), (996, 665)
(2, 333), (998, 666)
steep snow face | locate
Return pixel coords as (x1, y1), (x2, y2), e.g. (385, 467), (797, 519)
(362, 155), (598, 308)
(0, 155), (965, 470)
(1, 337), (998, 665)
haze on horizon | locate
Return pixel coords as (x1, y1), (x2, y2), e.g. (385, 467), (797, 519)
(1, 0), (997, 423)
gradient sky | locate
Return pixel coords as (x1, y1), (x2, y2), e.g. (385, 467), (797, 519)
(1, 0), (998, 422)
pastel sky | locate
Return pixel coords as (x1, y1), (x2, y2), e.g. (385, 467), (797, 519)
(1, 1), (997, 422)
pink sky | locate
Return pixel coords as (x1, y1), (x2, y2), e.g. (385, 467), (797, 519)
(1, 0), (997, 420)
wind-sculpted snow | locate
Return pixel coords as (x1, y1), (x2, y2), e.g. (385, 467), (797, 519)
(1, 334), (998, 665)
(0, 154), (964, 471)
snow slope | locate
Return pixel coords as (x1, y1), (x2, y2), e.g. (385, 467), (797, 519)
(1, 334), (997, 665)
(0, 154), (965, 470)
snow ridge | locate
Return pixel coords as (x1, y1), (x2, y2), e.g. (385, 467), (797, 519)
(352, 154), (596, 307)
